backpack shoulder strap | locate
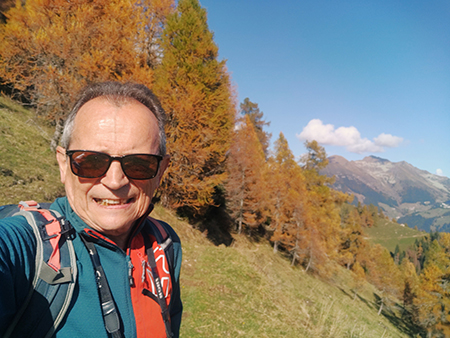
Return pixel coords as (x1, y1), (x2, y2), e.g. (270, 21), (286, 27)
(142, 218), (175, 338)
(145, 217), (182, 338)
(147, 217), (173, 249)
(4, 201), (77, 338)
(146, 217), (175, 282)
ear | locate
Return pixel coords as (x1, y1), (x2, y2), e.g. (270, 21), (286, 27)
(56, 146), (68, 184)
(156, 154), (170, 182)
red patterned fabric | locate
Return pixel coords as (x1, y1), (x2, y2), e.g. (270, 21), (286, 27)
(129, 232), (172, 338)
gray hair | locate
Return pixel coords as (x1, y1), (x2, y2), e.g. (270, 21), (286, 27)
(60, 82), (167, 155)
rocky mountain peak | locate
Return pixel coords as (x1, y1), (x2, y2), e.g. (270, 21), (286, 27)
(321, 155), (450, 232)
(362, 155), (390, 164)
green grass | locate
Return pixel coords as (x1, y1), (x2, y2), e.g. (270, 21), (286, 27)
(1, 99), (421, 337)
(0, 94), (64, 204)
(154, 206), (415, 338)
(364, 218), (427, 252)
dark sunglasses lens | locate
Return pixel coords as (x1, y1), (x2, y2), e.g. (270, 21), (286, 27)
(122, 154), (160, 179)
(70, 151), (111, 178)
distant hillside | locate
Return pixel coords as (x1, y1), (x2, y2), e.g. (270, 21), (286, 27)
(321, 155), (450, 232)
(364, 216), (427, 253)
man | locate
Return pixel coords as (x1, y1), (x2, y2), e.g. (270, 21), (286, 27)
(0, 82), (182, 337)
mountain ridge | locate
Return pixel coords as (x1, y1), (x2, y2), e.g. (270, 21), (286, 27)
(322, 155), (450, 232)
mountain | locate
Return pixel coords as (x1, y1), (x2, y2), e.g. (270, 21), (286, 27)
(321, 155), (450, 232)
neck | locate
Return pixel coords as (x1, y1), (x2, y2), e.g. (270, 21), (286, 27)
(119, 204), (155, 250)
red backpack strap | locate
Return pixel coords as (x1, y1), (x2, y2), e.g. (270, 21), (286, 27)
(5, 200), (77, 338)
(19, 201), (65, 271)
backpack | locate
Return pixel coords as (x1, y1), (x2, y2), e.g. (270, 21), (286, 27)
(1, 201), (76, 338)
(0, 201), (175, 338)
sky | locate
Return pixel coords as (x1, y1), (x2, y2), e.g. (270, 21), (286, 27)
(199, 0), (450, 178)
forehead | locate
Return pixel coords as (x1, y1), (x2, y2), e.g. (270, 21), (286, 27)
(70, 97), (159, 153)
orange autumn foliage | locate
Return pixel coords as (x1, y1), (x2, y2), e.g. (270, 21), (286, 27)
(154, 0), (235, 212)
(0, 0), (174, 147)
(226, 115), (267, 234)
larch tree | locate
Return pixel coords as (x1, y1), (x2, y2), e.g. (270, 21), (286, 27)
(338, 202), (370, 270)
(287, 172), (312, 267)
(424, 239), (450, 272)
(0, 0), (17, 23)
(438, 232), (450, 252)
(239, 97), (271, 157)
(351, 261), (366, 300)
(358, 205), (375, 228)
(413, 239), (450, 334)
(153, 0), (235, 213)
(301, 140), (346, 268)
(226, 115), (267, 234)
(414, 263), (446, 332)
(400, 257), (419, 321)
(267, 132), (312, 268)
(267, 133), (297, 254)
(358, 244), (403, 316)
(0, 0), (173, 149)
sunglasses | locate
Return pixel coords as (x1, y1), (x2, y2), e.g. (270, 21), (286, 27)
(65, 150), (163, 180)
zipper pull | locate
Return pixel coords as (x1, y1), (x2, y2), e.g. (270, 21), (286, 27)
(141, 260), (146, 283)
(128, 259), (135, 287)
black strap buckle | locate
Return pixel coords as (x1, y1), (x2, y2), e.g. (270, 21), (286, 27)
(38, 217), (73, 241)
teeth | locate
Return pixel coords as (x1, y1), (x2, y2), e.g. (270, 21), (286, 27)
(95, 199), (126, 206)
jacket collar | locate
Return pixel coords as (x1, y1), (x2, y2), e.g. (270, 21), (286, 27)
(50, 197), (153, 249)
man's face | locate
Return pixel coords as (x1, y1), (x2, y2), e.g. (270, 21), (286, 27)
(56, 97), (169, 247)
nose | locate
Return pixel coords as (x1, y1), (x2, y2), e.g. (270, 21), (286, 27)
(100, 160), (130, 189)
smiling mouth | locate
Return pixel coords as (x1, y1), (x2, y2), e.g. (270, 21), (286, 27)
(94, 198), (133, 206)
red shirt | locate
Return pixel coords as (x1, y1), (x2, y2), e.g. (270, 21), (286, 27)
(129, 232), (172, 338)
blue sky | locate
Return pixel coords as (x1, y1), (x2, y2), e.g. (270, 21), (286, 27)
(199, 0), (450, 178)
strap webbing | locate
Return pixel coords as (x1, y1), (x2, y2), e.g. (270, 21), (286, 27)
(18, 201), (63, 271)
(142, 230), (173, 338)
(80, 235), (124, 338)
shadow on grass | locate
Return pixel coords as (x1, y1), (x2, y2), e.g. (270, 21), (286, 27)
(337, 286), (377, 311)
(173, 187), (237, 247)
(179, 203), (234, 247)
(337, 287), (426, 337)
(373, 293), (426, 338)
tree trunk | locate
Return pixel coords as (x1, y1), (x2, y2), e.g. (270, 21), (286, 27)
(305, 245), (312, 272)
(377, 299), (383, 315)
(50, 118), (64, 151)
(305, 256), (312, 272)
(273, 241), (278, 254)
(237, 196), (243, 234)
(291, 219), (300, 266)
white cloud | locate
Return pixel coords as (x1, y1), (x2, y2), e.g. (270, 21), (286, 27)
(374, 133), (403, 147)
(297, 119), (403, 154)
(436, 169), (444, 176)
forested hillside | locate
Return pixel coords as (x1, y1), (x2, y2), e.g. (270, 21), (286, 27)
(0, 96), (418, 337)
(1, 0), (450, 336)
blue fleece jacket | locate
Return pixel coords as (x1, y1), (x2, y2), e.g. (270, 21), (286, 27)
(0, 197), (182, 338)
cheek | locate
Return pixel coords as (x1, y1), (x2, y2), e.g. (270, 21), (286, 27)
(64, 175), (93, 205)
(136, 180), (158, 200)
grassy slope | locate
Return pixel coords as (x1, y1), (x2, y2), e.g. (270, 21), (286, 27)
(364, 217), (427, 252)
(0, 95), (64, 204)
(1, 98), (415, 337)
(155, 204), (414, 337)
